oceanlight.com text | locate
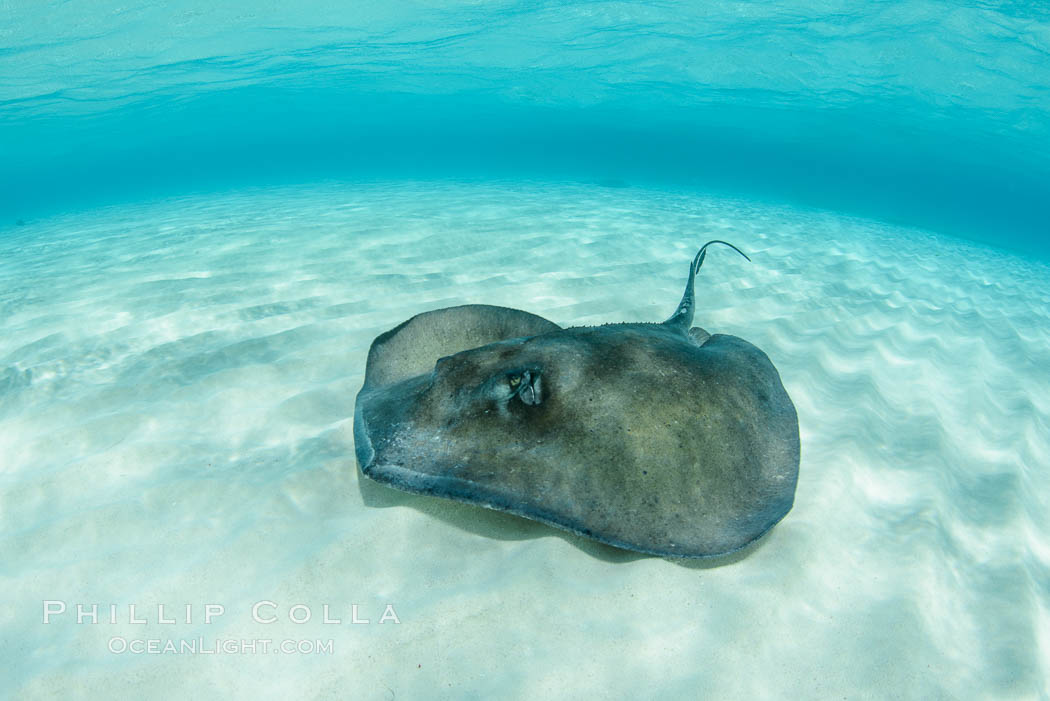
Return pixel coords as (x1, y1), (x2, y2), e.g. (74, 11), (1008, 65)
(107, 637), (335, 655)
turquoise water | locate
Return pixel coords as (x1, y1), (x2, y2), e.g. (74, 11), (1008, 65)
(3, 3), (1050, 699)
(3, 1), (1049, 256)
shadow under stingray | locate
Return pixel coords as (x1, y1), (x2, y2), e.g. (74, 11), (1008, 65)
(356, 468), (773, 568)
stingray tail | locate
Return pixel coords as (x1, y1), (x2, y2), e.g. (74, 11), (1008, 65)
(663, 240), (751, 330)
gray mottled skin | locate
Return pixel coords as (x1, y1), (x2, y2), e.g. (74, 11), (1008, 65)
(354, 242), (800, 558)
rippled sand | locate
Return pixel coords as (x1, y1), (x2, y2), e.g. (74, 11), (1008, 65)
(2, 181), (1047, 699)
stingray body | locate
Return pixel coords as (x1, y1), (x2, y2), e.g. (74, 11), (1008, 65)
(354, 242), (799, 558)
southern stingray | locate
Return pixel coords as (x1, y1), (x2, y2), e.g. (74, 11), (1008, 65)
(353, 241), (799, 558)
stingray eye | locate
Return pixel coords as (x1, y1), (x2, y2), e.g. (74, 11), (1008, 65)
(511, 369), (543, 406)
(486, 368), (543, 407)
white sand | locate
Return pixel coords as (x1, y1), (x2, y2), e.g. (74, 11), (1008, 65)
(1, 181), (1047, 699)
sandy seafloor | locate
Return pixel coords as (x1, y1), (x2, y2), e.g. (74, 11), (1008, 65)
(1, 180), (1048, 699)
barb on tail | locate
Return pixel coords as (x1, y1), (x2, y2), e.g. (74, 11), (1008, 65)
(664, 240), (751, 330)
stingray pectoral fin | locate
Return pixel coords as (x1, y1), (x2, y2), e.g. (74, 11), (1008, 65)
(362, 304), (560, 390)
(691, 334), (800, 553)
